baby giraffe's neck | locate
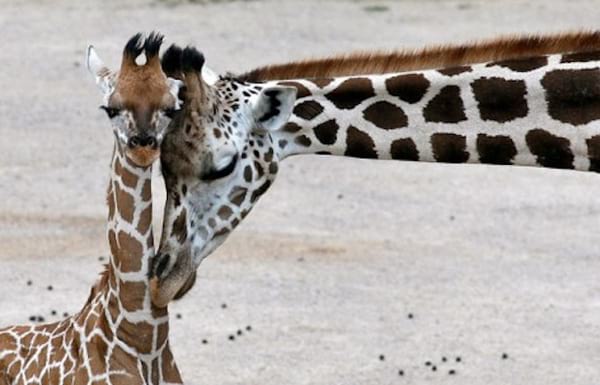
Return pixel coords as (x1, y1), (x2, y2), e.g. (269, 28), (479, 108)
(272, 51), (600, 172)
(0, 144), (182, 385)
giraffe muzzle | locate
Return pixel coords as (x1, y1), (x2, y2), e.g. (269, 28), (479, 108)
(126, 134), (160, 166)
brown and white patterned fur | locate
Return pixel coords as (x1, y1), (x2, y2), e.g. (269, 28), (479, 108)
(151, 32), (600, 305)
(0, 33), (183, 385)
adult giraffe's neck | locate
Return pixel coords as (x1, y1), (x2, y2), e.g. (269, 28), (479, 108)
(103, 143), (170, 355)
(271, 52), (600, 172)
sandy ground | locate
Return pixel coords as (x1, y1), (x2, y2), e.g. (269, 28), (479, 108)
(1, 0), (600, 383)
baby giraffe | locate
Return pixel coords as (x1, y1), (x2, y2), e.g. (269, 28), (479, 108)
(0, 33), (184, 385)
(150, 32), (600, 305)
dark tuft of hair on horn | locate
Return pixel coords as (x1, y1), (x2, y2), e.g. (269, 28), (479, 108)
(161, 44), (183, 78)
(124, 32), (145, 60)
(182, 46), (205, 73)
(144, 31), (164, 59)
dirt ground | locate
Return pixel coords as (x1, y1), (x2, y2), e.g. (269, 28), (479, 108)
(1, 0), (600, 384)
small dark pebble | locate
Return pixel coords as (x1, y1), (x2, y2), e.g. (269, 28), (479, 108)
(26, 280), (32, 286)
(502, 353), (509, 360)
(63, 312), (69, 318)
(51, 310), (57, 316)
(221, 303), (227, 309)
(98, 256), (105, 262)
(456, 356), (462, 363)
(337, 194), (344, 200)
(448, 369), (456, 375)
(237, 330), (243, 336)
(442, 356), (447, 362)
(202, 339), (208, 344)
(246, 325), (252, 332)
(176, 313), (182, 319)
(432, 365), (437, 372)
(425, 361), (431, 366)
(398, 370), (404, 376)
(29, 316), (36, 322)
(47, 285), (53, 291)
(450, 215), (455, 221)
(228, 335), (235, 341)
(36, 316), (44, 322)
(407, 313), (414, 319)
(379, 354), (385, 361)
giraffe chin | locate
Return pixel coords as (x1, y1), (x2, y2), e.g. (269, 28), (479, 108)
(149, 270), (197, 308)
(126, 147), (160, 167)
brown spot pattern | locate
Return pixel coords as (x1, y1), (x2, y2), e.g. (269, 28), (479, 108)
(171, 210), (188, 244)
(525, 129), (574, 169)
(586, 135), (600, 172)
(471, 77), (528, 122)
(313, 119), (339, 145)
(541, 69), (600, 125)
(295, 135), (312, 147)
(325, 78), (375, 109)
(423, 86), (467, 123)
(116, 231), (143, 272)
(438, 66), (472, 76)
(293, 100), (324, 120)
(476, 134), (517, 164)
(114, 182), (134, 223)
(385, 73), (430, 103)
(560, 50), (600, 63)
(487, 56), (548, 72)
(363, 101), (408, 130)
(345, 126), (377, 159)
(390, 138), (419, 161)
(431, 133), (469, 163)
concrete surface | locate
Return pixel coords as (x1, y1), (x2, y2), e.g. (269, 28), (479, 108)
(0, 0), (599, 384)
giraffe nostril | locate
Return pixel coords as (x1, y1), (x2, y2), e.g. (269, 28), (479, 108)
(145, 136), (157, 148)
(128, 136), (140, 148)
(154, 253), (171, 278)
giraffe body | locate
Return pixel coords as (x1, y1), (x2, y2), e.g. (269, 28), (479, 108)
(135, 34), (600, 304)
(0, 33), (184, 385)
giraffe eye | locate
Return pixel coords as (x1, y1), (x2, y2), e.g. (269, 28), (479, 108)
(100, 106), (121, 119)
(201, 155), (238, 181)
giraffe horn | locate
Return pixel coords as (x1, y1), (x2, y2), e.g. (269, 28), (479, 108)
(121, 32), (144, 71)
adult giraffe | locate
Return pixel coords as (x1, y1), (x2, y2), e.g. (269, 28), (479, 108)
(150, 32), (600, 305)
(0, 33), (184, 385)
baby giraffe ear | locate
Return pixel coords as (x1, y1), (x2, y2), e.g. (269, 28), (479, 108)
(85, 45), (115, 96)
(252, 86), (297, 132)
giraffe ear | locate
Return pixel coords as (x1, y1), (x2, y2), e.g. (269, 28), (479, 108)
(85, 45), (115, 96)
(252, 86), (297, 133)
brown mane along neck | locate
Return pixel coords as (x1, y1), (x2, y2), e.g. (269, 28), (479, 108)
(239, 31), (600, 81)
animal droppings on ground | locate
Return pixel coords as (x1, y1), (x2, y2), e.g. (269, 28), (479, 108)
(378, 354), (385, 361)
(398, 370), (404, 376)
(425, 361), (431, 366)
(431, 365), (437, 372)
(47, 285), (53, 291)
(221, 303), (227, 309)
(62, 312), (69, 318)
(502, 353), (509, 360)
(455, 356), (462, 363)
(441, 356), (447, 362)
(98, 256), (105, 262)
(51, 310), (57, 316)
(407, 313), (414, 319)
(202, 339), (208, 344)
(26, 280), (32, 286)
(448, 369), (456, 375)
(237, 329), (243, 336)
(246, 325), (252, 331)
(176, 313), (182, 319)
(228, 335), (235, 341)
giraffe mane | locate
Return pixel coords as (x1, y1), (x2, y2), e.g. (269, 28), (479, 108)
(238, 30), (600, 81)
(84, 264), (111, 305)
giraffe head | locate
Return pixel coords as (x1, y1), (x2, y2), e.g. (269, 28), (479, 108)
(149, 46), (296, 307)
(86, 32), (183, 167)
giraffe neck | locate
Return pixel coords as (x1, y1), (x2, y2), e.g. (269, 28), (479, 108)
(104, 143), (169, 348)
(0, 143), (182, 385)
(272, 51), (600, 172)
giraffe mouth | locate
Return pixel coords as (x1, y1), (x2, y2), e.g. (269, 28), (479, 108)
(126, 147), (160, 167)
